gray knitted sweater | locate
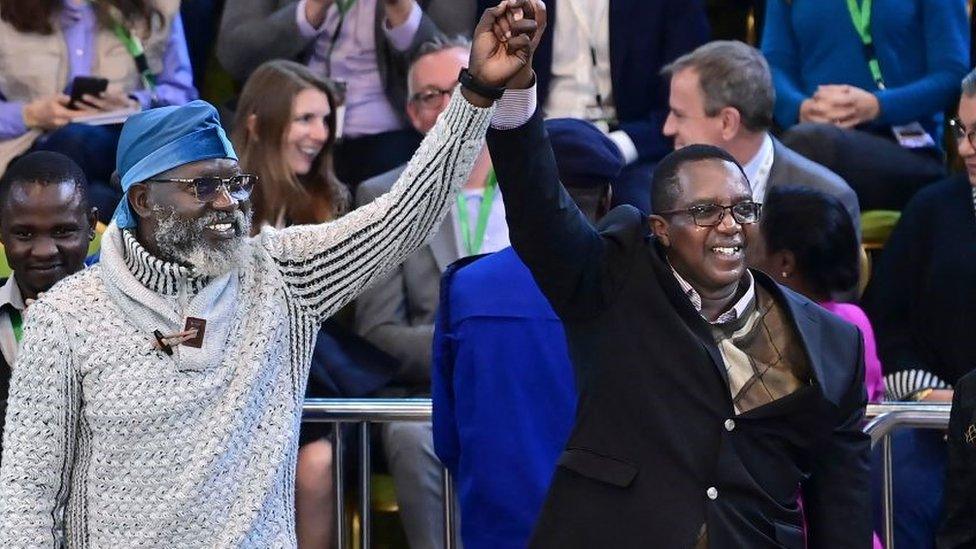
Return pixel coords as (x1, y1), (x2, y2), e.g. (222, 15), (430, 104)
(0, 92), (491, 548)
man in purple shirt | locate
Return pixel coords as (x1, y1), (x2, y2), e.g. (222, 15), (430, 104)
(0, 0), (198, 224)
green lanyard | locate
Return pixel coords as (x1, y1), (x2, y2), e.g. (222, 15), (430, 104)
(9, 309), (22, 344)
(456, 170), (499, 256)
(845, 0), (885, 89)
(100, 2), (157, 90)
(335, 0), (357, 15)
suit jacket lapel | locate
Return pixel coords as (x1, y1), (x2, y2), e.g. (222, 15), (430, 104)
(766, 137), (787, 190)
(646, 239), (730, 385)
(753, 271), (831, 403)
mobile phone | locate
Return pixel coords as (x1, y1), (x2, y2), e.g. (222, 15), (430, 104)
(68, 76), (109, 109)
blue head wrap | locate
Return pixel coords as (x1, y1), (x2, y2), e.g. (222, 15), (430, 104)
(545, 118), (624, 189)
(112, 100), (238, 228)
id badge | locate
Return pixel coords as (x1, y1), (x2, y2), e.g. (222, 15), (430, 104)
(892, 122), (936, 149)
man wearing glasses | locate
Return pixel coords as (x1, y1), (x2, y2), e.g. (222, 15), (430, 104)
(484, 4), (870, 544)
(0, 1), (542, 543)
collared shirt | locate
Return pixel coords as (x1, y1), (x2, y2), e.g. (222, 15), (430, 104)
(0, 0), (197, 140)
(0, 275), (26, 367)
(452, 186), (510, 257)
(544, 0), (637, 164)
(297, 0), (421, 138)
(670, 266), (756, 325)
(741, 132), (775, 204)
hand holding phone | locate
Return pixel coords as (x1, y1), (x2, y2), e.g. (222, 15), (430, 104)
(68, 76), (109, 109)
(21, 94), (74, 130)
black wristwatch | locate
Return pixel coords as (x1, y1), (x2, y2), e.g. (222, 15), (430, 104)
(458, 68), (505, 100)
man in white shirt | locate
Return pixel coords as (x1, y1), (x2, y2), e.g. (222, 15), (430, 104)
(661, 40), (861, 237)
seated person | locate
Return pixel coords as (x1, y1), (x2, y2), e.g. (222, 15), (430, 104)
(232, 58), (395, 549)
(862, 67), (976, 549)
(761, 0), (969, 211)
(0, 151), (97, 462)
(475, 0), (710, 212)
(432, 117), (619, 549)
(217, 0), (474, 187)
(748, 186), (884, 402)
(661, 40), (860, 238)
(0, 0), (197, 224)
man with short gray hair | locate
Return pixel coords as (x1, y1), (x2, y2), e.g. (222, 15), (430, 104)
(661, 41), (861, 237)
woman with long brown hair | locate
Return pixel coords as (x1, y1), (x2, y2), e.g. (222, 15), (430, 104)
(233, 59), (353, 549)
(0, 0), (197, 223)
(233, 60), (349, 231)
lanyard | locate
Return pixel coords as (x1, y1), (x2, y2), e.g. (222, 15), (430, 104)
(456, 170), (498, 256)
(335, 0), (357, 15)
(9, 309), (22, 344)
(99, 2), (157, 90)
(845, 0), (885, 89)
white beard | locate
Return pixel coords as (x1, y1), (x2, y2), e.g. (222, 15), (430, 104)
(152, 206), (252, 277)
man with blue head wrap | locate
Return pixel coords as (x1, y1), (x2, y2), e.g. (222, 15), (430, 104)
(0, 2), (546, 544)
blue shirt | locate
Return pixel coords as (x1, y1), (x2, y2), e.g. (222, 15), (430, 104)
(433, 248), (577, 549)
(761, 0), (969, 146)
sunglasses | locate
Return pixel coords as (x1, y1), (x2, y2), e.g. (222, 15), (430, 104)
(146, 174), (258, 203)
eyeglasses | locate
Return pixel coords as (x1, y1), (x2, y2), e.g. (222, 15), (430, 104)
(409, 86), (455, 109)
(147, 174), (258, 203)
(950, 118), (976, 149)
(657, 201), (761, 227)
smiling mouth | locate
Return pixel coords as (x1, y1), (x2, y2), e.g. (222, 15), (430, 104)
(205, 221), (238, 237)
(711, 245), (743, 256)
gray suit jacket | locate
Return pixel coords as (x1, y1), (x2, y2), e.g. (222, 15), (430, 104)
(353, 165), (461, 391)
(768, 136), (862, 239)
(217, 0), (474, 123)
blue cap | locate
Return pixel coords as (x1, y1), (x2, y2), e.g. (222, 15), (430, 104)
(112, 100), (237, 228)
(545, 118), (624, 189)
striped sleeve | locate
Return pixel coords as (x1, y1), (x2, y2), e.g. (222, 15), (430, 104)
(0, 303), (81, 548)
(261, 89), (492, 322)
(884, 368), (951, 401)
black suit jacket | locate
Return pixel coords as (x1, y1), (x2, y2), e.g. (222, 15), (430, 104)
(486, 112), (871, 548)
(476, 0), (709, 163)
(939, 369), (976, 548)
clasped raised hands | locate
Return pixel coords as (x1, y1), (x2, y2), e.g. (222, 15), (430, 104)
(467, 0), (547, 95)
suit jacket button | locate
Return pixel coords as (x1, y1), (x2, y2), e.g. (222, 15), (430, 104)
(724, 419), (735, 431)
(706, 487), (718, 500)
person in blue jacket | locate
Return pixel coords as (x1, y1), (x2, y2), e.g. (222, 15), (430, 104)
(762, 0), (969, 211)
(432, 117), (620, 549)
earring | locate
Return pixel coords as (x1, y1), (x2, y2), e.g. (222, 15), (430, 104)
(781, 271), (790, 278)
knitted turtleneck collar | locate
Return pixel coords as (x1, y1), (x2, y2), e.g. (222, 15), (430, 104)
(120, 229), (211, 297)
(99, 222), (249, 372)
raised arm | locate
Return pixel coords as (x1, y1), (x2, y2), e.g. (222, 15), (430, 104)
(261, 0), (541, 323)
(0, 303), (82, 546)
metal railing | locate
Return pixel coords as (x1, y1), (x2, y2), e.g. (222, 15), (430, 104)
(864, 403), (951, 549)
(304, 399), (952, 549)
(302, 399), (445, 549)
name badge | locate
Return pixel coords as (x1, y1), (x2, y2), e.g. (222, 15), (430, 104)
(892, 122), (936, 149)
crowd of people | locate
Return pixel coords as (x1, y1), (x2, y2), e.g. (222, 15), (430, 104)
(0, 0), (975, 547)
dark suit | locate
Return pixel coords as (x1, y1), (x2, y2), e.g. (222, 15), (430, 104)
(486, 112), (871, 548)
(476, 0), (709, 212)
(939, 369), (976, 549)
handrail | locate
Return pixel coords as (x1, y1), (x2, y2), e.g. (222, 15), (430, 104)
(303, 398), (432, 422)
(302, 399), (953, 549)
